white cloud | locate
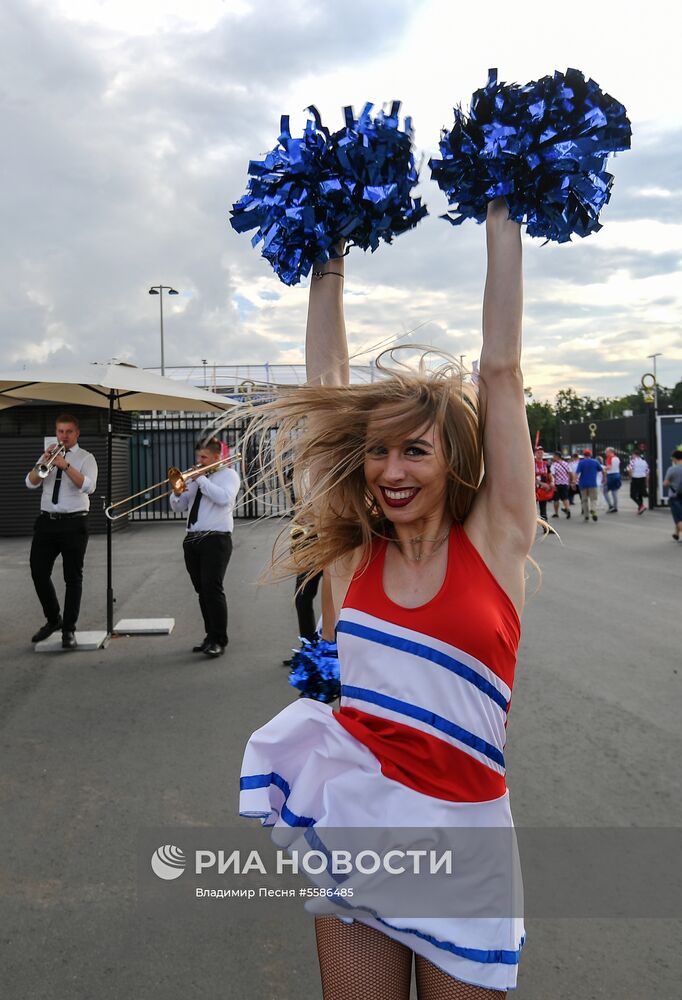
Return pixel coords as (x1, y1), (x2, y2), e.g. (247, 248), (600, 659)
(0, 0), (680, 399)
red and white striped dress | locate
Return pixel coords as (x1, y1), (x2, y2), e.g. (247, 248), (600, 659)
(240, 524), (525, 989)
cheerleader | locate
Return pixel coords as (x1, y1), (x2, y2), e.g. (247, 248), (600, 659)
(239, 199), (535, 997)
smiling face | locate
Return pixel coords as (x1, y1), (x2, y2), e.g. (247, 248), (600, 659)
(363, 416), (449, 526)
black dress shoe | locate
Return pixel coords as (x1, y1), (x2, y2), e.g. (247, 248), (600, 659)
(31, 618), (63, 643)
(62, 631), (77, 650)
(193, 638), (210, 653)
(203, 643), (225, 658)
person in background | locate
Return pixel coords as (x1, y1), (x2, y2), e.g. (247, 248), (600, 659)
(627, 451), (649, 514)
(534, 445), (554, 521)
(575, 448), (602, 522)
(25, 413), (98, 649)
(170, 437), (240, 658)
(567, 451), (580, 505)
(282, 570), (323, 666)
(604, 447), (622, 513)
(550, 451), (572, 519)
(596, 454), (608, 510)
(662, 449), (682, 541)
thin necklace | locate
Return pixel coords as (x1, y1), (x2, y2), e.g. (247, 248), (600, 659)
(393, 526), (451, 563)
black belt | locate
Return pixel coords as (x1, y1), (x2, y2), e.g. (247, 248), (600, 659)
(184, 530), (231, 537)
(41, 511), (89, 520)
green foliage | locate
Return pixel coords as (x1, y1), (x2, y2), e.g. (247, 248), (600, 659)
(526, 400), (557, 449)
(525, 380), (682, 444)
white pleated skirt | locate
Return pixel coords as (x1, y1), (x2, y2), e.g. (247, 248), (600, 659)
(240, 699), (525, 990)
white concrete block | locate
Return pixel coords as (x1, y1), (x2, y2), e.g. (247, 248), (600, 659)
(35, 630), (109, 652)
(113, 618), (175, 635)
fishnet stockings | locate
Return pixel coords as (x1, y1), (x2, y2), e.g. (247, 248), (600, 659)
(315, 915), (412, 1000)
(415, 955), (507, 1000)
(314, 917), (506, 1000)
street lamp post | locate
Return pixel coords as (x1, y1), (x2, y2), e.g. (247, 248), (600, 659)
(149, 285), (179, 375)
(641, 371), (659, 511)
(646, 355), (662, 508)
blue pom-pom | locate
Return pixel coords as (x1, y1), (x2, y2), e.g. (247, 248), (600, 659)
(229, 110), (334, 286)
(288, 637), (340, 703)
(429, 68), (631, 242)
(230, 103), (427, 285)
(326, 101), (428, 253)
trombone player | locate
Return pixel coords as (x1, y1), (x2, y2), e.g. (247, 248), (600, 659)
(25, 413), (98, 649)
(170, 437), (240, 658)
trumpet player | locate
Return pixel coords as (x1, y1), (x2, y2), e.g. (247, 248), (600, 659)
(170, 437), (240, 658)
(25, 413), (98, 648)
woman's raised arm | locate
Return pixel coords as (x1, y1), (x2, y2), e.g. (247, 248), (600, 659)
(466, 200), (536, 602)
(305, 251), (349, 387)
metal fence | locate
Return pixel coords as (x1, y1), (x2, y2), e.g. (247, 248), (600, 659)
(129, 412), (290, 522)
(143, 363), (378, 392)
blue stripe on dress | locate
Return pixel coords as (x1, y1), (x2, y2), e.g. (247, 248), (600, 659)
(340, 685), (506, 769)
(239, 772), (315, 827)
(336, 619), (509, 712)
(375, 916), (524, 965)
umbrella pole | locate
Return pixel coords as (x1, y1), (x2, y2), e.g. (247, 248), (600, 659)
(107, 390), (114, 635)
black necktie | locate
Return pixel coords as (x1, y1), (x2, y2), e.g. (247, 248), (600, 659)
(51, 449), (69, 505)
(188, 485), (202, 527)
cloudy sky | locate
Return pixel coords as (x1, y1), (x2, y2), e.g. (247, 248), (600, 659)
(1, 0), (680, 400)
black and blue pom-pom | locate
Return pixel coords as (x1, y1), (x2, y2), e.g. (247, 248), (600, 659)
(288, 637), (340, 703)
(230, 103), (427, 285)
(429, 68), (631, 242)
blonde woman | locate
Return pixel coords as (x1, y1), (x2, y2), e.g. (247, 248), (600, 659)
(240, 198), (536, 998)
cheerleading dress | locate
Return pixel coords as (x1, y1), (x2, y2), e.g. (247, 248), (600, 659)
(240, 523), (525, 990)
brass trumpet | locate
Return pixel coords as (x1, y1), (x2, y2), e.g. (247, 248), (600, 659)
(105, 454), (240, 521)
(36, 443), (67, 478)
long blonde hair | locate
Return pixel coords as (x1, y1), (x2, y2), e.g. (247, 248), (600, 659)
(241, 353), (483, 582)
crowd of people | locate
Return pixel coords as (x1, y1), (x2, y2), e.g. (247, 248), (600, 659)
(533, 445), (662, 523)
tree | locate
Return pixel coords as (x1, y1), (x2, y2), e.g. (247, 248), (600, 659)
(656, 380), (682, 412)
(668, 380), (682, 412)
(554, 387), (586, 423)
(526, 400), (557, 449)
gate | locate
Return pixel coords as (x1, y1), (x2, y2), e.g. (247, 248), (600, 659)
(128, 412), (289, 521)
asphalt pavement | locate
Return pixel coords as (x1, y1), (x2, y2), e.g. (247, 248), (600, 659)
(0, 501), (680, 999)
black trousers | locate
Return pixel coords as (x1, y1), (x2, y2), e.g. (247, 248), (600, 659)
(183, 533), (233, 646)
(630, 478), (647, 507)
(29, 515), (89, 631)
(294, 571), (323, 642)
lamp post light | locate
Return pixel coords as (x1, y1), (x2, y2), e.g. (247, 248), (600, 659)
(148, 285), (179, 376)
(647, 352), (662, 409)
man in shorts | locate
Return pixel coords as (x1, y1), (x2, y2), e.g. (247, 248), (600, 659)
(575, 449), (602, 522)
(550, 452), (572, 519)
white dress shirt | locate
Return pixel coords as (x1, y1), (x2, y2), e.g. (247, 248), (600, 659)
(169, 467), (240, 532)
(25, 443), (98, 513)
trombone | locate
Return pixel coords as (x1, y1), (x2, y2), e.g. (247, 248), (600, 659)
(105, 454), (240, 521)
(35, 443), (67, 478)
